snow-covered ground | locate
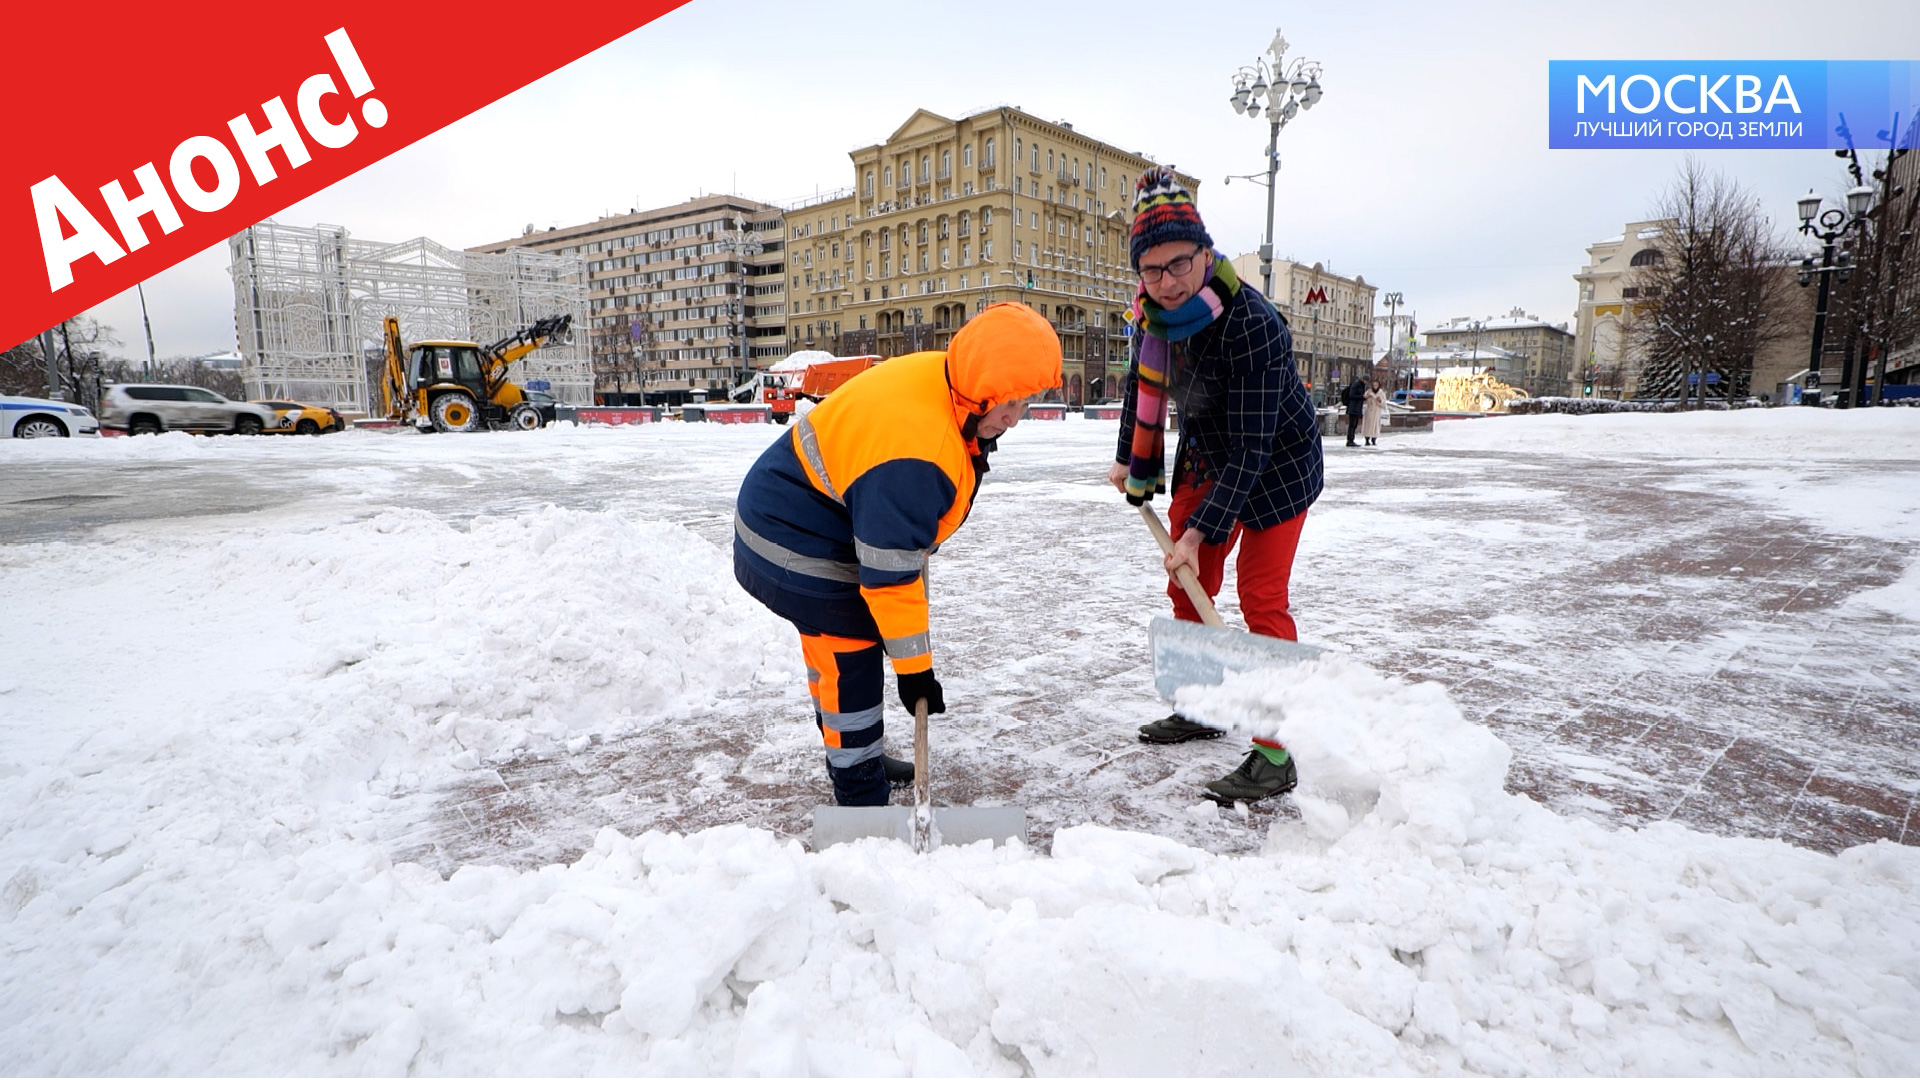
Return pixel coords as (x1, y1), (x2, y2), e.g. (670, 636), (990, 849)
(1, 409), (1916, 1074)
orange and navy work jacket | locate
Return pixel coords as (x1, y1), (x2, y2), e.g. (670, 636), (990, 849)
(733, 352), (983, 673)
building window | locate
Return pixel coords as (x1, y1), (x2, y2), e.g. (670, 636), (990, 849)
(921, 154), (931, 181)
(983, 239), (993, 258)
(884, 165), (893, 187)
(1030, 212), (1038, 230)
(963, 144), (973, 168)
(1014, 137), (1022, 164)
(942, 149), (951, 177)
(864, 171), (874, 197)
(984, 137), (995, 167)
(1031, 144), (1040, 171)
(982, 207), (993, 227)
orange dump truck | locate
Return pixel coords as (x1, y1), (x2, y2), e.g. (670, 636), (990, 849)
(748, 353), (881, 423)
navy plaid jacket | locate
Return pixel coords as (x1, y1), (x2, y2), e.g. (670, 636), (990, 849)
(1116, 282), (1323, 544)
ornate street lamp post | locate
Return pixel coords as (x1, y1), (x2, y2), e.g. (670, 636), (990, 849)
(1224, 29), (1323, 300)
(1379, 290), (1404, 385)
(1795, 185), (1874, 406)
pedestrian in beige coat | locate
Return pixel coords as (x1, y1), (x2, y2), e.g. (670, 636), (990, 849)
(1361, 380), (1387, 446)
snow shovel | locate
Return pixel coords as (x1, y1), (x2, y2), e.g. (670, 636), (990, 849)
(810, 698), (1027, 852)
(1139, 503), (1322, 701)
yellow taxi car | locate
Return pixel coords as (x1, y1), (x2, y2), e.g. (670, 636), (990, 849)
(252, 400), (345, 435)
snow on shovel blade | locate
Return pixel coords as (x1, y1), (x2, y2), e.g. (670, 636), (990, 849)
(1150, 615), (1323, 702)
(811, 806), (1026, 850)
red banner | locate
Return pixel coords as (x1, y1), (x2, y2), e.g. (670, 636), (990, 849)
(2, 2), (689, 348)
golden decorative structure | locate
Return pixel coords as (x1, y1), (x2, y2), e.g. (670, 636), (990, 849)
(1435, 368), (1531, 413)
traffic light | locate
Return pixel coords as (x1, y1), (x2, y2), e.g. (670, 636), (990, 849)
(1025, 271), (1035, 289)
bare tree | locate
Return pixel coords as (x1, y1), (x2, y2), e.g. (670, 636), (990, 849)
(1628, 160), (1796, 406)
(594, 314), (641, 402)
(0, 338), (50, 396)
(2, 318), (125, 404)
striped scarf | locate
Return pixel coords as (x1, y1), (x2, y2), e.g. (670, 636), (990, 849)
(1125, 254), (1238, 505)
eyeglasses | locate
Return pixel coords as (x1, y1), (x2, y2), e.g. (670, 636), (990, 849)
(1138, 249), (1203, 284)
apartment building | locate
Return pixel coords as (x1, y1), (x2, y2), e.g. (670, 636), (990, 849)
(472, 194), (787, 405)
(1228, 254), (1376, 401)
(782, 107), (1179, 406)
(1424, 310), (1576, 396)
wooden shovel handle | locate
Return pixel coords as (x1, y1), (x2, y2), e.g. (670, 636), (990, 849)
(913, 698), (930, 813)
(1138, 503), (1226, 629)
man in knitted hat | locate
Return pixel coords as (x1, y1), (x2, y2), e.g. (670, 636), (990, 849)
(1109, 167), (1324, 803)
(735, 304), (1062, 807)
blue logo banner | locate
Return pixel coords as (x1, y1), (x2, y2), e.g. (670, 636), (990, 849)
(1549, 61), (1920, 149)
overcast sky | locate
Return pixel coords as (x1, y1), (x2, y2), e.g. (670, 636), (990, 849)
(81, 0), (1920, 358)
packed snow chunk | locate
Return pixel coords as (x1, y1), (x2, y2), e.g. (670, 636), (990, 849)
(1050, 823), (1206, 885)
(983, 903), (1402, 1076)
(1173, 654), (1519, 848)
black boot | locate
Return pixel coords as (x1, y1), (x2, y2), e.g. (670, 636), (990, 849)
(826, 757), (890, 806)
(881, 754), (914, 787)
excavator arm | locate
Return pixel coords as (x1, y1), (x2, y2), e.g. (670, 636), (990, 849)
(379, 316), (408, 421)
(480, 314), (572, 401)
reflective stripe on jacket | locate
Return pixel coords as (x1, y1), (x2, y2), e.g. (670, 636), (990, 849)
(734, 351), (981, 672)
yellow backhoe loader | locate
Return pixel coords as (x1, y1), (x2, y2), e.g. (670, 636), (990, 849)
(378, 314), (572, 432)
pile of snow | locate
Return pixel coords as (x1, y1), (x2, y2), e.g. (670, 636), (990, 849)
(1428, 405), (1920, 462)
(3, 425), (1918, 1074)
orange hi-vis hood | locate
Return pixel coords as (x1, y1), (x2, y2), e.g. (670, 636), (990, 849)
(945, 303), (1063, 425)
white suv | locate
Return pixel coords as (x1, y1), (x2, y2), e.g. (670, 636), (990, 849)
(99, 384), (281, 436)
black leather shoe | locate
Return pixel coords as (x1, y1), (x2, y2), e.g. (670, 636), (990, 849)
(1137, 714), (1225, 744)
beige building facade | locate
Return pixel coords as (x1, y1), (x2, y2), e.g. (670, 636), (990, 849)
(1571, 221), (1668, 398)
(783, 108), (1181, 406)
(1228, 254), (1375, 402)
(1424, 310), (1576, 397)
(472, 195), (787, 404)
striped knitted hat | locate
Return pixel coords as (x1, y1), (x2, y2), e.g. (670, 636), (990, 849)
(1129, 167), (1212, 269)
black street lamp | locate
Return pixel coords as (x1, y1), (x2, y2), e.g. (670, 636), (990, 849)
(1795, 184), (1874, 405)
(1378, 290), (1404, 388)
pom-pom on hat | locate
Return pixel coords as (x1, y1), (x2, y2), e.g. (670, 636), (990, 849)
(1129, 167), (1213, 269)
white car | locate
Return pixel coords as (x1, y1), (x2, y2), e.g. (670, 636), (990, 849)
(98, 384), (279, 436)
(1, 395), (100, 438)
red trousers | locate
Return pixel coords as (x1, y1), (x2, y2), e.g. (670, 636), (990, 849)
(1165, 479), (1307, 641)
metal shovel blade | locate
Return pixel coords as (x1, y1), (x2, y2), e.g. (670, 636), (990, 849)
(811, 805), (1026, 850)
(1150, 615), (1323, 701)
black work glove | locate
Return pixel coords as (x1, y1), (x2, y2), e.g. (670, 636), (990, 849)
(897, 669), (946, 715)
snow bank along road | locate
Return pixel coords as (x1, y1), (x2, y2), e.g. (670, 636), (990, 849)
(1, 409), (1916, 1074)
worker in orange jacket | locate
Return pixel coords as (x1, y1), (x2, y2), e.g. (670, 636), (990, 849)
(733, 304), (1062, 805)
